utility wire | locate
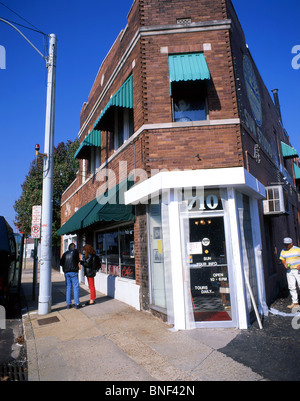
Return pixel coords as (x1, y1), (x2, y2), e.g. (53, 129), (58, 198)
(0, 0), (47, 35)
(0, 2), (49, 58)
(0, 16), (44, 34)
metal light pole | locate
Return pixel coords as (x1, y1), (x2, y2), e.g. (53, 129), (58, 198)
(38, 33), (57, 315)
(0, 18), (57, 315)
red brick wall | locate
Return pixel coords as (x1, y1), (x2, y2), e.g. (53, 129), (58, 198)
(132, 0), (228, 27)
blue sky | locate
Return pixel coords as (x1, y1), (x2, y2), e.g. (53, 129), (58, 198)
(0, 0), (299, 232)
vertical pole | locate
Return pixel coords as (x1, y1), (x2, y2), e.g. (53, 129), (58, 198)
(32, 239), (38, 300)
(38, 34), (57, 315)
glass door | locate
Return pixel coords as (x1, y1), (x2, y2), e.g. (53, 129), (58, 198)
(188, 215), (232, 323)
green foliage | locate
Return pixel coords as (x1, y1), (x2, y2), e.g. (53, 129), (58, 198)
(14, 139), (79, 245)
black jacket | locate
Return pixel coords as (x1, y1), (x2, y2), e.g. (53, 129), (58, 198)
(60, 249), (80, 273)
(82, 254), (96, 278)
(82, 254), (99, 278)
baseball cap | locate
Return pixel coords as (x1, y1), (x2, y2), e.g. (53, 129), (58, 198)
(283, 237), (293, 244)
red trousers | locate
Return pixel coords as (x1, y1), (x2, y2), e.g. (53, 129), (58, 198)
(88, 277), (96, 301)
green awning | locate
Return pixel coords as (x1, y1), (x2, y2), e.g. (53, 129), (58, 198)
(168, 53), (210, 84)
(57, 179), (135, 236)
(294, 164), (300, 180)
(74, 129), (101, 160)
(94, 75), (133, 132)
(281, 142), (298, 159)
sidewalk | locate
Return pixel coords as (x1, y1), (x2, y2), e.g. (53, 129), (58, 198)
(22, 266), (265, 382)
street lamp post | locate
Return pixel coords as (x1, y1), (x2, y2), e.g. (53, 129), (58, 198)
(0, 18), (56, 315)
(39, 33), (57, 315)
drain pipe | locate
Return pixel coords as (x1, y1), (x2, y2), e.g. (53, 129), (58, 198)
(271, 89), (283, 125)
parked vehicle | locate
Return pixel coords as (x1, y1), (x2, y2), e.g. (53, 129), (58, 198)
(0, 216), (16, 304)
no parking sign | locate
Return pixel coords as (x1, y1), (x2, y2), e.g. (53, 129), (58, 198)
(31, 206), (41, 239)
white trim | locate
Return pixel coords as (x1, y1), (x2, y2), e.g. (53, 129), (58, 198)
(125, 167), (266, 206)
(167, 190), (186, 330)
(226, 187), (249, 329)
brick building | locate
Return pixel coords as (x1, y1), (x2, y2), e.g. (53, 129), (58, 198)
(58, 0), (300, 329)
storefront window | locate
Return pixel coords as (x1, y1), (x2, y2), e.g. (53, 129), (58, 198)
(148, 204), (166, 310)
(95, 226), (135, 279)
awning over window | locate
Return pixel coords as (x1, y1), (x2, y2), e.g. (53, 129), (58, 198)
(93, 75), (133, 132)
(57, 179), (135, 236)
(168, 53), (210, 84)
(74, 129), (101, 160)
(281, 142), (298, 159)
(294, 164), (300, 180)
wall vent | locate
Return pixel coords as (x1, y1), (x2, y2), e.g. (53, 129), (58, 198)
(176, 18), (192, 25)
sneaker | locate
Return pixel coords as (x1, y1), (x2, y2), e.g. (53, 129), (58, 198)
(74, 304), (81, 309)
(67, 304), (72, 309)
(287, 303), (299, 309)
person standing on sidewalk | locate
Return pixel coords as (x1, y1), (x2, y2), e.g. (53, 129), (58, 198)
(81, 244), (99, 305)
(280, 237), (300, 309)
(60, 243), (81, 309)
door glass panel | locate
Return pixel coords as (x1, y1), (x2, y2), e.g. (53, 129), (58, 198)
(189, 216), (232, 322)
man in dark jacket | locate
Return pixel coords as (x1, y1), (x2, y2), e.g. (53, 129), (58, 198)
(60, 243), (81, 309)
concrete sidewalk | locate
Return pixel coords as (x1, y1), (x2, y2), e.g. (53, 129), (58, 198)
(21, 267), (265, 381)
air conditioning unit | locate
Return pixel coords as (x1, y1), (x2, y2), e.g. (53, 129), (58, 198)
(263, 186), (288, 215)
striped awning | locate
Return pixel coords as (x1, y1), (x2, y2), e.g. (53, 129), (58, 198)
(294, 164), (300, 180)
(94, 75), (133, 131)
(281, 142), (298, 159)
(168, 53), (210, 84)
(74, 129), (101, 160)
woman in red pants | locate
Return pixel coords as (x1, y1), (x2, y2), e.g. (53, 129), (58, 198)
(81, 244), (98, 305)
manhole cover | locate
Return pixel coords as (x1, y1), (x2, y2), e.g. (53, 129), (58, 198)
(37, 316), (60, 326)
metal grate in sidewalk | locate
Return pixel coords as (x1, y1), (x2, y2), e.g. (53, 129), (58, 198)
(0, 362), (27, 381)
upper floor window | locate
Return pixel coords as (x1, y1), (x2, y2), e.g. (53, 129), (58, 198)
(114, 107), (134, 150)
(168, 53), (210, 122)
(172, 80), (207, 122)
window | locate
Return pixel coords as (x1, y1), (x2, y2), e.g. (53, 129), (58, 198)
(263, 186), (288, 215)
(114, 107), (134, 150)
(95, 226), (135, 279)
(93, 75), (134, 150)
(172, 80), (207, 122)
(89, 147), (101, 174)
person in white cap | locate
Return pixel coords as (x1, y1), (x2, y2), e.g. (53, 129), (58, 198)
(280, 237), (300, 309)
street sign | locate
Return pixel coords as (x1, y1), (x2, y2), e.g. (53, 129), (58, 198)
(31, 205), (41, 239)
(32, 205), (42, 219)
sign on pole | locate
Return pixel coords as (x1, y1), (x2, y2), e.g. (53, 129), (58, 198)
(31, 205), (41, 238)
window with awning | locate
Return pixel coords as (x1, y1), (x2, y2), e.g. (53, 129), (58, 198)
(93, 75), (134, 148)
(74, 129), (101, 160)
(168, 53), (210, 122)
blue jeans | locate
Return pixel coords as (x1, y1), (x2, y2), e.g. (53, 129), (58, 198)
(65, 272), (80, 306)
